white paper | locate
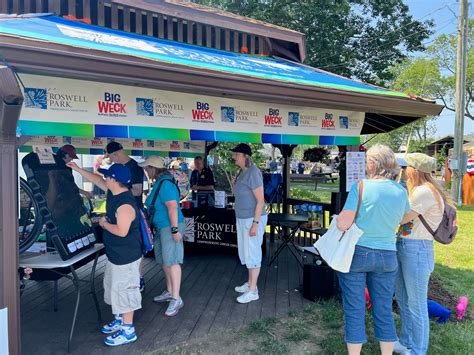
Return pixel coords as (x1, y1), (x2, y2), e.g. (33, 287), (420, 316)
(33, 145), (55, 164)
(346, 152), (366, 192)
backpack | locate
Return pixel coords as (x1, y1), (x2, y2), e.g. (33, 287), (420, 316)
(137, 209), (154, 255)
(419, 203), (458, 245)
(144, 176), (180, 230)
(137, 177), (178, 255)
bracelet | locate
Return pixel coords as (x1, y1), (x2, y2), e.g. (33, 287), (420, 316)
(171, 227), (179, 234)
(253, 220), (259, 224)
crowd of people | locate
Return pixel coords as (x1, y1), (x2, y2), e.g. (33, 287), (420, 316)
(62, 142), (266, 347)
(39, 141), (446, 353)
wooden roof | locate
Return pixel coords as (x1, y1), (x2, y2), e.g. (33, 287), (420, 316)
(114, 0), (307, 61)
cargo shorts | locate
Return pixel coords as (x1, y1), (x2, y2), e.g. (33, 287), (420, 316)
(103, 258), (142, 315)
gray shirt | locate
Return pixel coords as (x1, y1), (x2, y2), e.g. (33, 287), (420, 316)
(234, 164), (266, 219)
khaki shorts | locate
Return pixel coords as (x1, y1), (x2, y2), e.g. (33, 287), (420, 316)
(103, 258), (142, 315)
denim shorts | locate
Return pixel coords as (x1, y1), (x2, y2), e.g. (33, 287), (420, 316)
(337, 245), (398, 344)
(154, 222), (185, 266)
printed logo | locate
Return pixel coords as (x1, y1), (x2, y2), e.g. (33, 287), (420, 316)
(183, 142), (190, 150)
(288, 112), (299, 127)
(91, 137), (105, 146)
(98, 92), (127, 117)
(43, 136), (59, 145)
(221, 106), (235, 123)
(264, 108), (282, 127)
(24, 88), (48, 109)
(63, 136), (72, 144)
(192, 102), (214, 122)
(136, 98), (154, 117)
(321, 113), (335, 129)
(339, 116), (349, 129)
(146, 140), (155, 148)
(170, 141), (180, 150)
(132, 139), (144, 148)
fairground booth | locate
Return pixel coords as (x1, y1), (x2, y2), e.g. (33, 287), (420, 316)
(0, 2), (442, 353)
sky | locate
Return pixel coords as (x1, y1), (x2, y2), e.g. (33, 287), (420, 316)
(404, 0), (473, 138)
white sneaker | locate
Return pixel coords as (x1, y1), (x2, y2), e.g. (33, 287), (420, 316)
(234, 282), (250, 293)
(236, 290), (259, 304)
(393, 341), (411, 354)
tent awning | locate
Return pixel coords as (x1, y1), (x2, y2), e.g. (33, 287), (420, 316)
(0, 14), (444, 141)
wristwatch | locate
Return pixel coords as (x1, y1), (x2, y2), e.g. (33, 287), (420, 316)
(171, 226), (179, 234)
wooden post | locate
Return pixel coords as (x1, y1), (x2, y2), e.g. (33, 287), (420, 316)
(0, 65), (24, 355)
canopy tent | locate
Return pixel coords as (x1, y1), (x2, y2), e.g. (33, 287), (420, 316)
(0, 14), (443, 144)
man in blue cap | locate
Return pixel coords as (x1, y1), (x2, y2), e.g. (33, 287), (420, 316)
(67, 162), (142, 347)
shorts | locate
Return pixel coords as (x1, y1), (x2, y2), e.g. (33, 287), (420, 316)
(236, 215), (268, 269)
(154, 222), (185, 266)
(103, 258), (142, 315)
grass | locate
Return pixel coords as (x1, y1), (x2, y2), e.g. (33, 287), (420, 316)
(289, 180), (340, 204)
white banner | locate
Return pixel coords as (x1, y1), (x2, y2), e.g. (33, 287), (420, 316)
(24, 136), (206, 154)
(19, 74), (364, 137)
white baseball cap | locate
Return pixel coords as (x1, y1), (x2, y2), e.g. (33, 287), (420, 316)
(138, 156), (166, 169)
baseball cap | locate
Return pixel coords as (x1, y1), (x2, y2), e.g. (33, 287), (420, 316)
(105, 141), (124, 155)
(98, 164), (131, 185)
(60, 144), (78, 159)
(138, 156), (166, 169)
(231, 143), (252, 156)
(405, 153), (435, 174)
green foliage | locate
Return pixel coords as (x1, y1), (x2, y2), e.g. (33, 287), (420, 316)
(193, 0), (432, 85)
(303, 147), (330, 163)
(210, 142), (266, 192)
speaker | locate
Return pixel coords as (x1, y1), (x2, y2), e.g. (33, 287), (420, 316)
(302, 262), (338, 301)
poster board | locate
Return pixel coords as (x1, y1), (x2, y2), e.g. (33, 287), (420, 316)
(346, 152), (366, 192)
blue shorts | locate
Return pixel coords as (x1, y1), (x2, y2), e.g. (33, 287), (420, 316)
(154, 223), (185, 266)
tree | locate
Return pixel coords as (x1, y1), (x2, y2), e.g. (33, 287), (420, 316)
(193, 0), (433, 85)
(210, 142), (266, 193)
(367, 57), (440, 152)
(427, 19), (474, 120)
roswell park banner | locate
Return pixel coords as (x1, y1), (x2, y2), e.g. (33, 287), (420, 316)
(17, 73), (364, 145)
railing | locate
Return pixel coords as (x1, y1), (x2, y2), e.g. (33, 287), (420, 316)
(0, 0), (267, 55)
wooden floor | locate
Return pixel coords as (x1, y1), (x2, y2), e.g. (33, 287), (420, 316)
(20, 243), (310, 354)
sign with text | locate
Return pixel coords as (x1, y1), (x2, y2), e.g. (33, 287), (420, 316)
(19, 74), (365, 138)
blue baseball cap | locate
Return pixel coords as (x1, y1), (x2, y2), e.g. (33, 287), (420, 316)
(98, 164), (131, 185)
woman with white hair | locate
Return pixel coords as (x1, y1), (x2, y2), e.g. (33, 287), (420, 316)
(336, 144), (411, 355)
(139, 156), (185, 317)
(231, 143), (267, 304)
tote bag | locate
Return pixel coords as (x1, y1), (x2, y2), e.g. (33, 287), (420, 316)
(314, 181), (364, 273)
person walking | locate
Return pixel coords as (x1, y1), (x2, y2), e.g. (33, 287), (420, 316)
(231, 143), (267, 304)
(336, 144), (411, 355)
(67, 162), (142, 346)
(139, 156), (185, 317)
(394, 153), (449, 355)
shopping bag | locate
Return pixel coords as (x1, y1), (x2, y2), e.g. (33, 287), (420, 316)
(313, 216), (363, 272)
(313, 180), (364, 273)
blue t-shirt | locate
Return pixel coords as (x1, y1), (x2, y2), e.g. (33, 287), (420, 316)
(145, 175), (184, 229)
(343, 179), (410, 251)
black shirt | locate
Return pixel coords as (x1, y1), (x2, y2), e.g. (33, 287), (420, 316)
(125, 158), (145, 209)
(104, 190), (142, 265)
(190, 167), (215, 188)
